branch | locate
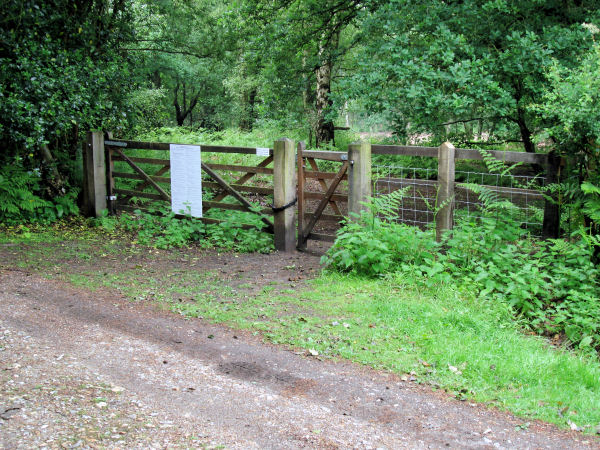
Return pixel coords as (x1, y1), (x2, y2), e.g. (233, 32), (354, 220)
(464, 140), (524, 146)
(441, 117), (488, 126)
(120, 47), (212, 59)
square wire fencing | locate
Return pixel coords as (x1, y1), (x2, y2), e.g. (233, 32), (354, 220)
(373, 164), (546, 236)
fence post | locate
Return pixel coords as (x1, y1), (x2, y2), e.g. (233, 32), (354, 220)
(273, 138), (296, 252)
(82, 131), (107, 217)
(436, 141), (455, 241)
(348, 140), (372, 219)
(104, 131), (116, 215)
(296, 141), (307, 251)
(542, 150), (561, 238)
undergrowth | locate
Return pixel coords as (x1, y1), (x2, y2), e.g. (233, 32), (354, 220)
(97, 206), (273, 253)
(0, 164), (79, 225)
(322, 188), (600, 357)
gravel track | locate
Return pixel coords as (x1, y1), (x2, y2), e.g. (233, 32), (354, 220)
(1, 269), (598, 449)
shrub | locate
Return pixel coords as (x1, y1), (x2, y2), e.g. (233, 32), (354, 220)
(321, 189), (437, 276)
(99, 206), (273, 253)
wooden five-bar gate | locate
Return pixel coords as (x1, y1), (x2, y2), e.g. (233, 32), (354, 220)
(83, 132), (297, 251)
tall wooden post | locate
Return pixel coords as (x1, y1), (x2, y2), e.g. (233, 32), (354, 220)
(273, 138), (296, 252)
(104, 131), (116, 215)
(436, 141), (455, 242)
(348, 141), (372, 219)
(82, 131), (107, 217)
(542, 150), (561, 238)
(296, 141), (307, 250)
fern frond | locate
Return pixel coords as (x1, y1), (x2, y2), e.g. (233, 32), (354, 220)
(478, 149), (523, 176)
(367, 187), (410, 222)
(460, 183), (501, 212)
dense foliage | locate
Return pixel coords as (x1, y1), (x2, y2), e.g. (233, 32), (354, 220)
(2, 1), (599, 219)
(336, 0), (599, 149)
(98, 206), (273, 253)
(0, 0), (134, 222)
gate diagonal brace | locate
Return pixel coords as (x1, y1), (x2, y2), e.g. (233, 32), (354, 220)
(300, 160), (349, 245)
(112, 147), (171, 202)
(116, 163), (171, 205)
(201, 162), (274, 233)
(306, 158), (342, 215)
(204, 156), (273, 213)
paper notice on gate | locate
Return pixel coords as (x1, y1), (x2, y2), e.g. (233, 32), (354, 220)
(170, 144), (202, 218)
(256, 147), (270, 157)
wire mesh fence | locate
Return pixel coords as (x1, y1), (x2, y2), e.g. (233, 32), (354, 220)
(373, 164), (545, 235)
(373, 165), (438, 228)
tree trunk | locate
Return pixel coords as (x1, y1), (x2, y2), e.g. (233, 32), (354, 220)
(240, 88), (257, 131)
(302, 51), (317, 147)
(174, 81), (200, 127)
(516, 106), (535, 154)
(40, 143), (67, 197)
(315, 58), (334, 147)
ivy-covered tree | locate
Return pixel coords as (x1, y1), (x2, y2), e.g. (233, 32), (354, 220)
(0, 0), (134, 203)
(240, 0), (382, 146)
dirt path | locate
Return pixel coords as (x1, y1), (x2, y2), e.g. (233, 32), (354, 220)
(1, 269), (597, 449)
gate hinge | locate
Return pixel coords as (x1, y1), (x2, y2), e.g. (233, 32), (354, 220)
(340, 154), (348, 161)
(107, 195), (117, 201)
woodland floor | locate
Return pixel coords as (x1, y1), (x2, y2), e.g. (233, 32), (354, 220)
(1, 238), (599, 449)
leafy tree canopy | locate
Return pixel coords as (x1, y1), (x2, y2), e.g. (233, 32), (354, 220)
(336, 0), (599, 151)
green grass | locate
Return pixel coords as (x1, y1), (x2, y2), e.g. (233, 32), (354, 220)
(64, 256), (600, 431)
(133, 125), (361, 152)
(263, 274), (599, 430)
(155, 271), (600, 432)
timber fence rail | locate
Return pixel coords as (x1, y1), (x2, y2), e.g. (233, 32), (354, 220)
(371, 143), (559, 240)
(84, 130), (561, 253)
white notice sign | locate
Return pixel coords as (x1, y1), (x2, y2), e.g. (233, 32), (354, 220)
(256, 147), (270, 157)
(170, 144), (202, 217)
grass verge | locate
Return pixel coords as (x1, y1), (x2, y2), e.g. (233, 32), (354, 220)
(1, 226), (600, 434)
(167, 272), (600, 432)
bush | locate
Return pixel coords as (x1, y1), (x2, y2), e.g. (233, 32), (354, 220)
(99, 206), (273, 253)
(321, 189), (437, 276)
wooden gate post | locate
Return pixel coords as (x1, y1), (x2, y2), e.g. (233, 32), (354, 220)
(296, 141), (307, 251)
(82, 131), (107, 217)
(436, 141), (455, 241)
(348, 140), (372, 219)
(542, 150), (561, 238)
(273, 138), (296, 252)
